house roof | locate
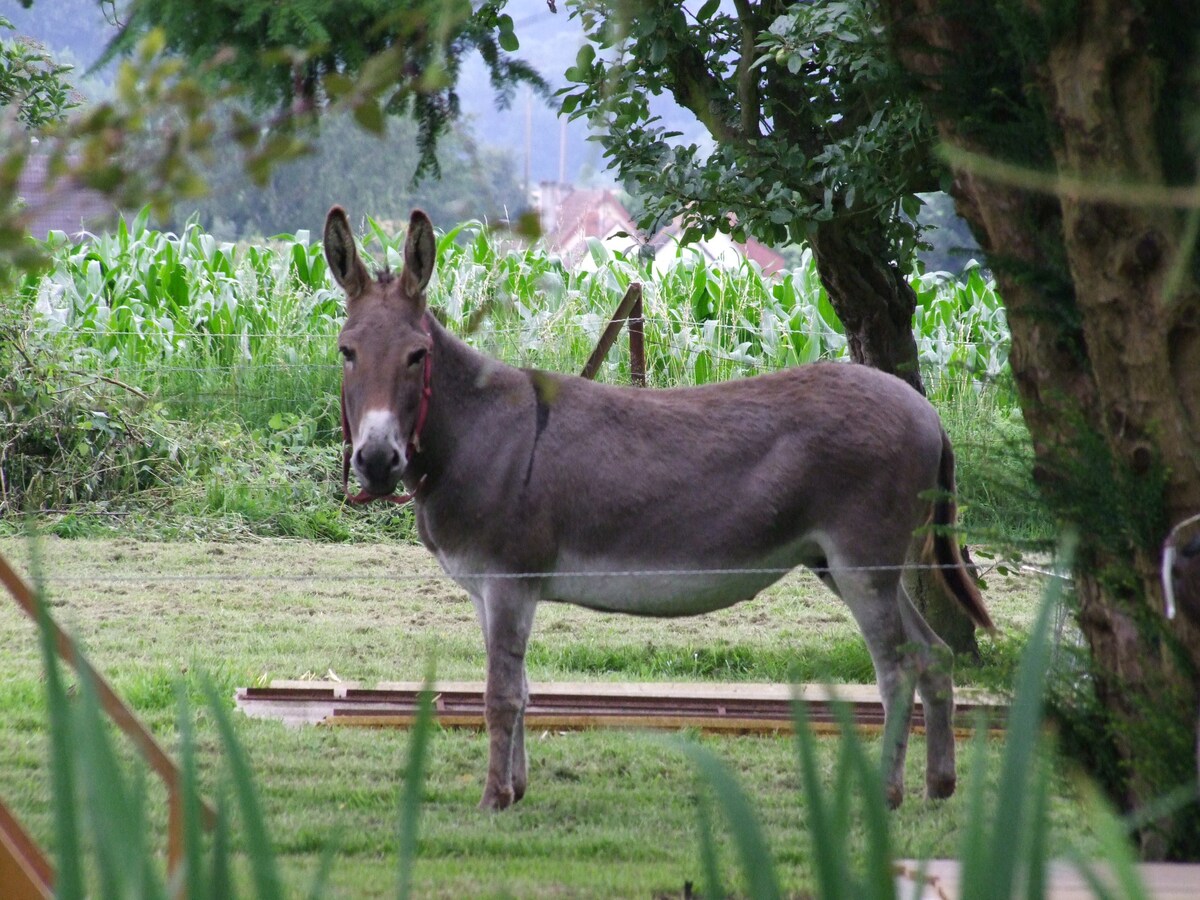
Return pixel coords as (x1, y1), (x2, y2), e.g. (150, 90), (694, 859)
(541, 187), (641, 266)
(540, 185), (789, 276)
(648, 217), (789, 276)
(16, 154), (117, 239)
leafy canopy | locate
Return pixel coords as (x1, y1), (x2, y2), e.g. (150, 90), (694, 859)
(561, 0), (937, 258)
(105, 0), (546, 180)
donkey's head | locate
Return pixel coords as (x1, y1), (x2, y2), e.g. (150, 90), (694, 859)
(324, 206), (436, 498)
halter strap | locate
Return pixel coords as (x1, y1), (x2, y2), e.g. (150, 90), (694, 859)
(340, 314), (432, 505)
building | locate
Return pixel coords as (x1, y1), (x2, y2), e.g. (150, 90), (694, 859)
(535, 181), (788, 276)
(16, 153), (117, 239)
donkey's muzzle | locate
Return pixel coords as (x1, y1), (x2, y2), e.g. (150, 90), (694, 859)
(354, 443), (403, 495)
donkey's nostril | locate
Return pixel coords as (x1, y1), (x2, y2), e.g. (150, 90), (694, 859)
(354, 443), (402, 486)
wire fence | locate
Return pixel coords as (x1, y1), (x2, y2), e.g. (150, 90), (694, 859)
(64, 323), (998, 349)
(19, 560), (1071, 586)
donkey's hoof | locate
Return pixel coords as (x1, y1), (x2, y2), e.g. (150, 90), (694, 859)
(927, 775), (956, 801)
(479, 784), (515, 811)
(886, 784), (904, 810)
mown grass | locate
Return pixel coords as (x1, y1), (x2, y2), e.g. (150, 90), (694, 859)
(0, 535), (1095, 897)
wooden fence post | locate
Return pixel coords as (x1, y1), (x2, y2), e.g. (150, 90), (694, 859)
(0, 550), (216, 896)
(0, 797), (53, 900)
(581, 283), (645, 385)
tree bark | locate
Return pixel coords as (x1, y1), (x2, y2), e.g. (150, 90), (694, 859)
(810, 214), (982, 657)
(809, 216), (927, 395)
(884, 0), (1200, 858)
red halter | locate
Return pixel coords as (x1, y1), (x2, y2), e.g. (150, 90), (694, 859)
(340, 315), (432, 505)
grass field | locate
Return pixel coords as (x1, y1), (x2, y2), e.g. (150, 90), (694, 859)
(0, 217), (1086, 895)
(0, 535), (1101, 897)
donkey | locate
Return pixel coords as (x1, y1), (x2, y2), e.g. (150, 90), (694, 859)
(324, 206), (994, 811)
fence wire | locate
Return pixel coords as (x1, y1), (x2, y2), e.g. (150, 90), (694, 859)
(21, 560), (1070, 585)
(76, 323), (999, 349)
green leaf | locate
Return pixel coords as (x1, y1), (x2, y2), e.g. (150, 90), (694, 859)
(397, 668), (436, 900)
(678, 741), (781, 900)
(201, 676), (284, 900)
(353, 99), (385, 134)
(498, 14), (519, 52)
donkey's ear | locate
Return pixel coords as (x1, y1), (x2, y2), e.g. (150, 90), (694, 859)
(323, 206), (370, 300)
(401, 209), (436, 304)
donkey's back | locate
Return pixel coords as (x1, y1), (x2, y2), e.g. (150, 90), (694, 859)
(456, 360), (951, 616)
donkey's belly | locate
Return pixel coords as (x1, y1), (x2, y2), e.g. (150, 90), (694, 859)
(543, 551), (790, 617)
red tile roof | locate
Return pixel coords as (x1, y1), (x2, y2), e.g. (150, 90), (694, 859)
(17, 154), (118, 239)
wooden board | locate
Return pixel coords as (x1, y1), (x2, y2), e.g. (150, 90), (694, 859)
(235, 680), (1007, 737)
(895, 859), (1200, 899)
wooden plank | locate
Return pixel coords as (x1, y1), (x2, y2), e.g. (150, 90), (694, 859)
(0, 798), (54, 900)
(327, 712), (794, 734)
(365, 679), (1004, 707)
(243, 680), (1007, 736)
(266, 680), (362, 695)
(895, 859), (1200, 899)
(321, 711), (984, 739)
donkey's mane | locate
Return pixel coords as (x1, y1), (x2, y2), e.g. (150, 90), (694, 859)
(375, 267), (395, 284)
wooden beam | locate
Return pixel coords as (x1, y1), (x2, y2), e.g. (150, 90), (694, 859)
(581, 283), (644, 381)
(0, 798), (53, 900)
(0, 549), (216, 890)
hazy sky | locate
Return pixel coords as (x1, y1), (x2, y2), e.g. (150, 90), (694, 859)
(4, 0), (661, 187)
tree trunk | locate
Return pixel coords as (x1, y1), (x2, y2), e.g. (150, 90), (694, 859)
(811, 213), (982, 657)
(885, 0), (1200, 858)
(810, 216), (926, 395)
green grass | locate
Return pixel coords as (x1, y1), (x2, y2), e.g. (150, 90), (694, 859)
(0, 534), (1102, 897)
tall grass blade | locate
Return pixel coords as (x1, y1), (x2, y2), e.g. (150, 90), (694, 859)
(209, 787), (233, 900)
(201, 675), (283, 899)
(792, 697), (845, 900)
(1068, 784), (1151, 900)
(957, 715), (991, 893)
(73, 665), (141, 898)
(678, 740), (781, 900)
(692, 777), (726, 900)
(397, 668), (436, 900)
(1022, 753), (1050, 900)
(961, 543), (1065, 900)
(175, 683), (208, 899)
(305, 838), (340, 900)
(832, 701), (895, 900)
(33, 556), (83, 900)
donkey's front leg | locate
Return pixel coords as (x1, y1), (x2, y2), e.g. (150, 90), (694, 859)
(478, 584), (536, 811)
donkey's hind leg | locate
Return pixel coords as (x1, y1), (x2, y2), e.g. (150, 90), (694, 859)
(897, 582), (958, 799)
(834, 567), (919, 809)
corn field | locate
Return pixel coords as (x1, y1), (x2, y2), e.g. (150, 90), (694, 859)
(4, 211), (1023, 532)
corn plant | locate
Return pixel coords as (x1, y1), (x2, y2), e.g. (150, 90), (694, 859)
(8, 213), (1029, 533)
(22, 210), (1011, 403)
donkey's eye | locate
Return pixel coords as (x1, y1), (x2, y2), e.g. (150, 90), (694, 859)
(339, 346), (356, 363)
(407, 347), (427, 368)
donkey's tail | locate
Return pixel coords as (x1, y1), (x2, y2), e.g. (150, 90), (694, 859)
(929, 428), (996, 633)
